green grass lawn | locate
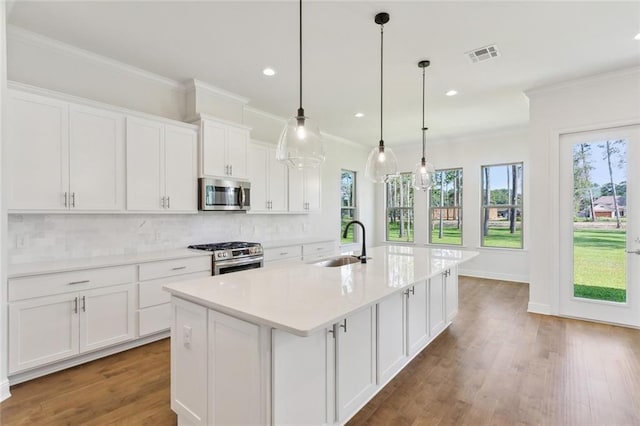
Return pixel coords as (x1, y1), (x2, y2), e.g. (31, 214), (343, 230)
(573, 228), (626, 302)
(430, 227), (462, 245)
(387, 221), (414, 242)
(482, 227), (522, 248)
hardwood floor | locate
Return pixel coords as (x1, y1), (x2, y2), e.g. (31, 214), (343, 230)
(1, 276), (639, 425)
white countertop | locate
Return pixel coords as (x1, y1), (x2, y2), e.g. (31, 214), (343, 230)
(261, 238), (335, 249)
(8, 249), (212, 278)
(164, 245), (478, 337)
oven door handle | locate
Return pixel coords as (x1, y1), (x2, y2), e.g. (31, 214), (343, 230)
(215, 256), (264, 268)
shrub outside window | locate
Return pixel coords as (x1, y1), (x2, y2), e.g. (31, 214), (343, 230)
(430, 168), (463, 245)
(341, 170), (357, 244)
(386, 173), (414, 242)
(481, 163), (523, 248)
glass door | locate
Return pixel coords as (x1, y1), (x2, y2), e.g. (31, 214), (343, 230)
(559, 125), (639, 326)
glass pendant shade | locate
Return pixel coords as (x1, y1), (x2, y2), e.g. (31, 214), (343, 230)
(413, 158), (435, 191)
(365, 143), (398, 183)
(277, 114), (324, 169)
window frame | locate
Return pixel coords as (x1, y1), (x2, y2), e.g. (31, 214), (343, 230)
(429, 168), (463, 246)
(385, 172), (415, 243)
(480, 162), (524, 249)
(340, 169), (358, 245)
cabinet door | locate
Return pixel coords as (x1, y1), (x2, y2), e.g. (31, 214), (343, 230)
(336, 306), (377, 423)
(247, 144), (269, 212)
(226, 127), (248, 178)
(6, 91), (69, 210)
(445, 266), (459, 323)
(304, 167), (322, 211)
(126, 117), (164, 211)
(407, 281), (429, 356)
(429, 275), (446, 337)
(268, 147), (288, 212)
(201, 120), (227, 177)
(79, 284), (136, 353)
(288, 168), (305, 212)
(377, 293), (406, 385)
(9, 293), (79, 373)
(164, 125), (197, 212)
(69, 105), (124, 211)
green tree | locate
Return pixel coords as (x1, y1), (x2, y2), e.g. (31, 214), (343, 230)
(599, 140), (624, 228)
(573, 143), (595, 220)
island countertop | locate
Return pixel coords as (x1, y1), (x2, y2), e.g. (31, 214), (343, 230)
(164, 245), (478, 336)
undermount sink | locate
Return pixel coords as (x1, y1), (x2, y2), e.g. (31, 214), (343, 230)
(313, 255), (362, 267)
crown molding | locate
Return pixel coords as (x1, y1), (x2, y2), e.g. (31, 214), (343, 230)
(7, 25), (185, 91)
(187, 78), (250, 105)
(525, 66), (640, 98)
(243, 105), (286, 124)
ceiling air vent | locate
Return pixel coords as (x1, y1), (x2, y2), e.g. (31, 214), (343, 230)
(466, 44), (500, 63)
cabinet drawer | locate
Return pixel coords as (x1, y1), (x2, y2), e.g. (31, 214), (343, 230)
(139, 303), (171, 336)
(139, 271), (211, 308)
(302, 242), (336, 260)
(264, 245), (302, 263)
(8, 265), (136, 302)
(139, 256), (211, 281)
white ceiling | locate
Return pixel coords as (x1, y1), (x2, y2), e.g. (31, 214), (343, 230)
(7, 1), (640, 147)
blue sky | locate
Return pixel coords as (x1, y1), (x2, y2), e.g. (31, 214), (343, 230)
(575, 140), (627, 187)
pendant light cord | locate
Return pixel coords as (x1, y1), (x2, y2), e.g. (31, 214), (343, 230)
(380, 23), (384, 144)
(298, 0), (303, 113)
(421, 65), (426, 159)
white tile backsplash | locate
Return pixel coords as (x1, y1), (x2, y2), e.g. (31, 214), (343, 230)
(8, 213), (319, 264)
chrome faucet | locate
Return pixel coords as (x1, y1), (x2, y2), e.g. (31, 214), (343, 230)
(342, 220), (367, 263)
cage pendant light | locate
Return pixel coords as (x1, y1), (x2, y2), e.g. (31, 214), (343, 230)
(276, 0), (325, 170)
(412, 60), (435, 191)
(364, 12), (398, 184)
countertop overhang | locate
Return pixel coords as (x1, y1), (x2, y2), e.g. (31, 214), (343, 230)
(164, 245), (478, 337)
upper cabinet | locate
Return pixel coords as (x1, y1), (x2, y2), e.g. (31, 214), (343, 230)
(247, 142), (288, 213)
(126, 117), (197, 213)
(7, 90), (124, 212)
(198, 117), (250, 180)
(289, 167), (322, 212)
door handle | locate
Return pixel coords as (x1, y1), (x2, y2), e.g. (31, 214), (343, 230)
(71, 192), (76, 208)
(64, 192), (68, 208)
(339, 318), (347, 333)
(627, 249), (640, 255)
(167, 196), (171, 209)
(161, 196), (166, 208)
(73, 297), (78, 314)
(82, 296), (86, 312)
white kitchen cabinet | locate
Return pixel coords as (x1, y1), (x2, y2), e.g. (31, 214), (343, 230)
(302, 241), (337, 261)
(199, 117), (250, 179)
(445, 266), (459, 323)
(335, 306), (377, 423)
(407, 281), (429, 356)
(126, 117), (197, 212)
(247, 143), (288, 213)
(8, 282), (136, 374)
(288, 166), (322, 212)
(376, 292), (406, 385)
(429, 275), (446, 337)
(7, 90), (124, 211)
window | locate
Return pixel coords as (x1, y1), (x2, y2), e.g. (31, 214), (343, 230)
(386, 173), (414, 242)
(341, 170), (357, 244)
(481, 163), (523, 248)
(430, 168), (463, 245)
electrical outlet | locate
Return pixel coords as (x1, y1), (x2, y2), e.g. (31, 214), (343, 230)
(183, 325), (192, 348)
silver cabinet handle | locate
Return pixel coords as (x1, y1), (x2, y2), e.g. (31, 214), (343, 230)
(161, 196), (165, 208)
(82, 296), (86, 312)
(73, 297), (78, 314)
(279, 252), (288, 256)
(404, 286), (415, 297)
(167, 196), (171, 209)
(627, 249), (640, 255)
(71, 192), (76, 208)
(64, 192), (68, 208)
(230, 165), (233, 175)
(339, 318), (347, 333)
(171, 266), (187, 271)
(68, 280), (90, 286)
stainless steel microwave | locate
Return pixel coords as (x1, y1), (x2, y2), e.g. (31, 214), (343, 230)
(198, 178), (251, 211)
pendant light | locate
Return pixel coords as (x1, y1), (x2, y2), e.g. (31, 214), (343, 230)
(364, 12), (398, 184)
(276, 0), (325, 170)
(412, 60), (435, 191)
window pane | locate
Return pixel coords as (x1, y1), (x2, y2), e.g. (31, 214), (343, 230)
(386, 173), (414, 208)
(430, 208), (462, 245)
(481, 162), (523, 249)
(387, 208), (414, 242)
(432, 169), (463, 207)
(341, 170), (355, 207)
(341, 208), (355, 244)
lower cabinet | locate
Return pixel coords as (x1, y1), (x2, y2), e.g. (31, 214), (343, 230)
(9, 283), (136, 374)
(377, 292), (406, 385)
(429, 274), (446, 337)
(445, 266), (459, 322)
(407, 280), (430, 357)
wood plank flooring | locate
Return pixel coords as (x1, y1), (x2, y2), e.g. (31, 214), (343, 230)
(1, 276), (639, 425)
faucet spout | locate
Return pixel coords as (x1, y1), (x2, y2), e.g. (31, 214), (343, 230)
(342, 220), (367, 263)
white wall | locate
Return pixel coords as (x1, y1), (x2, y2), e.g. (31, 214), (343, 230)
(526, 67), (640, 315)
(1, 1), (11, 402)
(377, 128), (530, 283)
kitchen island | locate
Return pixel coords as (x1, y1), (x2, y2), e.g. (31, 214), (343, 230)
(164, 245), (478, 426)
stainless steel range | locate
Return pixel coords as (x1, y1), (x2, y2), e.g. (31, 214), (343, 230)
(188, 241), (264, 275)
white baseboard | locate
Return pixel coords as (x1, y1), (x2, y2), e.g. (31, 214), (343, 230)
(0, 378), (11, 402)
(527, 302), (552, 315)
(458, 268), (529, 284)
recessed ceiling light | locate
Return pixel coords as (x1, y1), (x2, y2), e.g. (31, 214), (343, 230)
(262, 67), (276, 76)
(635, 33), (640, 40)
(354, 112), (364, 118)
(446, 90), (458, 97)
